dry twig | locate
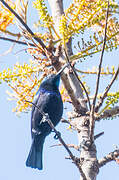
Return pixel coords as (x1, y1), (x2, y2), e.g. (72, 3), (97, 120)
(95, 67), (119, 112)
(50, 143), (79, 151)
(0, 37), (35, 47)
(0, 0), (46, 49)
(90, 1), (109, 141)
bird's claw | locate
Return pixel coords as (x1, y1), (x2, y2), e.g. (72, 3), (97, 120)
(54, 131), (61, 140)
(32, 128), (41, 136)
(40, 113), (49, 124)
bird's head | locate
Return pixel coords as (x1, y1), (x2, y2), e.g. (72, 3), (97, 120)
(49, 74), (60, 87)
(40, 73), (61, 92)
(39, 63), (69, 92)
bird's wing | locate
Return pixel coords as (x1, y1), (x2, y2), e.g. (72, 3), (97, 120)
(31, 91), (62, 137)
(31, 92), (40, 120)
(31, 91), (50, 117)
(31, 92), (51, 135)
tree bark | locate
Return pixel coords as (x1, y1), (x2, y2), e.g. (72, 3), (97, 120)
(48, 0), (87, 113)
(71, 116), (99, 180)
(48, 0), (99, 179)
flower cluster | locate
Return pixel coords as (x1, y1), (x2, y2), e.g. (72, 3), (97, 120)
(0, 0), (15, 31)
(33, 0), (53, 28)
(106, 91), (119, 108)
(0, 61), (46, 113)
(59, 0), (119, 46)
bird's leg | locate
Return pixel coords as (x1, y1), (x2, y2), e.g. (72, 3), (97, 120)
(41, 113), (61, 140)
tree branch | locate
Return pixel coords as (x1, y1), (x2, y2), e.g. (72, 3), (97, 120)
(90, 1), (109, 141)
(50, 132), (104, 150)
(64, 49), (91, 111)
(48, 0), (87, 114)
(95, 66), (119, 112)
(0, 37), (35, 47)
(94, 132), (104, 140)
(48, 120), (87, 180)
(0, 0), (46, 49)
(50, 143), (79, 151)
(96, 106), (119, 121)
(98, 149), (119, 168)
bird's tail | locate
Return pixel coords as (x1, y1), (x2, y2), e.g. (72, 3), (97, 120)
(26, 135), (45, 170)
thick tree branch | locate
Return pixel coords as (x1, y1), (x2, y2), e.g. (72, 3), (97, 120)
(0, 0), (46, 49)
(64, 49), (91, 111)
(90, 1), (109, 141)
(46, 115), (87, 180)
(48, 0), (87, 113)
(47, 46), (85, 113)
(98, 149), (119, 168)
(0, 37), (35, 47)
(48, 1), (99, 178)
(95, 66), (119, 112)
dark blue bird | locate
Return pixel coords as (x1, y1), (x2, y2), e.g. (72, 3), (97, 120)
(26, 65), (68, 170)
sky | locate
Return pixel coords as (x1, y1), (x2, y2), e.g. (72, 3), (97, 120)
(0, 0), (119, 180)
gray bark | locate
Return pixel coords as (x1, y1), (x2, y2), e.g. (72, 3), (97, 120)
(48, 0), (87, 112)
(48, 0), (99, 179)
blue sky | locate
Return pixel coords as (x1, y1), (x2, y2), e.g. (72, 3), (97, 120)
(0, 0), (119, 179)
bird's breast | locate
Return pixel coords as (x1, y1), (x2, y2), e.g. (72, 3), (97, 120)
(45, 92), (63, 125)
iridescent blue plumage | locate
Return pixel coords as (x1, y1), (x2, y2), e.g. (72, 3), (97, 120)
(26, 73), (63, 170)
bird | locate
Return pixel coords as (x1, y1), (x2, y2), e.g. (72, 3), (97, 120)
(26, 65), (68, 170)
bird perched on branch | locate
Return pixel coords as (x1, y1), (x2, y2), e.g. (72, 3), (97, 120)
(26, 65), (68, 170)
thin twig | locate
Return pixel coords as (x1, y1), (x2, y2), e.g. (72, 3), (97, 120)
(61, 118), (70, 124)
(0, 0), (46, 49)
(50, 132), (104, 149)
(90, 1), (109, 141)
(64, 49), (91, 111)
(0, 37), (35, 47)
(98, 149), (119, 168)
(95, 66), (119, 112)
(50, 143), (79, 151)
(75, 68), (115, 76)
(0, 41), (15, 56)
(25, 100), (46, 116)
(94, 132), (104, 140)
(25, 100), (87, 180)
(95, 106), (119, 121)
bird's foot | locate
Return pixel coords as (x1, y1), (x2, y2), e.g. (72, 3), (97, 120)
(40, 113), (49, 124)
(32, 128), (41, 136)
(54, 131), (61, 140)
